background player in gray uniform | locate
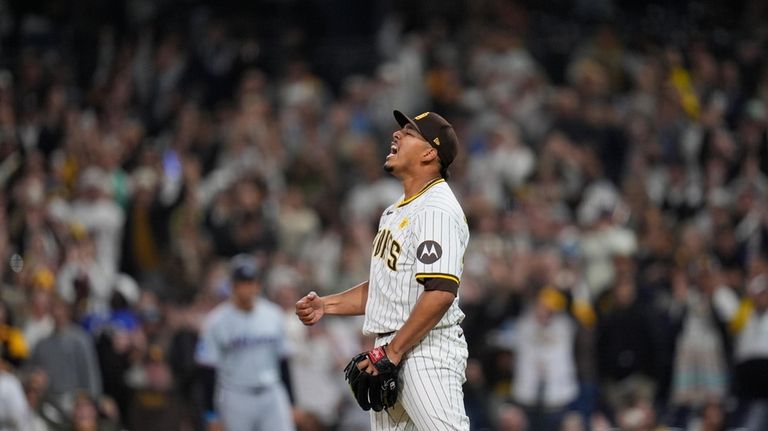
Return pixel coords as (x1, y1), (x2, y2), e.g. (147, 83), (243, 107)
(196, 255), (295, 431)
(296, 110), (470, 430)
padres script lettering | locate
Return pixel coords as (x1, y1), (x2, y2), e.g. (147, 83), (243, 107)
(372, 228), (401, 271)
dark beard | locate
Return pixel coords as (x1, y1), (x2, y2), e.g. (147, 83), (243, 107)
(384, 163), (394, 173)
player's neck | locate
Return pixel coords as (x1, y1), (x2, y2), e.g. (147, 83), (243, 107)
(401, 174), (442, 201)
(233, 298), (255, 312)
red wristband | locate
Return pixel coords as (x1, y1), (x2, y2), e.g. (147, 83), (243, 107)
(367, 346), (387, 364)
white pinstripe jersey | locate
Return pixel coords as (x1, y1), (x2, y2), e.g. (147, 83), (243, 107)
(363, 178), (469, 335)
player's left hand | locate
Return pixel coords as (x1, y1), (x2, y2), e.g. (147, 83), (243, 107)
(344, 346), (401, 412)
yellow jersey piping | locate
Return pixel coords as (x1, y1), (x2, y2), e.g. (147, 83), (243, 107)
(397, 178), (445, 208)
(415, 272), (460, 284)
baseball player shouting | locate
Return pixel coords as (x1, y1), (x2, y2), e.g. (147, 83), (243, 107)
(197, 255), (295, 431)
(296, 110), (470, 430)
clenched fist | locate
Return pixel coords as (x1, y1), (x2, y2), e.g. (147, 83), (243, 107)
(295, 291), (325, 325)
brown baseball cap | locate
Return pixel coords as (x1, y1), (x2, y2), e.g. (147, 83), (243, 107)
(394, 110), (458, 177)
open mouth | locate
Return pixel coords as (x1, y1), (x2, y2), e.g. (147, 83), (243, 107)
(387, 144), (398, 159)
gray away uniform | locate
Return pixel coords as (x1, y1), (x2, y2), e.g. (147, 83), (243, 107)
(196, 299), (295, 431)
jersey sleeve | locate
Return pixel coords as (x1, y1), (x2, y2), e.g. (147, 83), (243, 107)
(413, 207), (466, 286)
(195, 317), (221, 367)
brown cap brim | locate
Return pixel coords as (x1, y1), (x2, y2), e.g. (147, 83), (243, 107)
(394, 110), (427, 142)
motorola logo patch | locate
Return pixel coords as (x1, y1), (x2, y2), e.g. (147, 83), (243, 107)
(417, 241), (442, 264)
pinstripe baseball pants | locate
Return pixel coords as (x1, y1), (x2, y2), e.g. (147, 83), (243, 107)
(372, 325), (469, 431)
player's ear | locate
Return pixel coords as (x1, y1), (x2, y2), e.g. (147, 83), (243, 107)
(422, 147), (438, 163)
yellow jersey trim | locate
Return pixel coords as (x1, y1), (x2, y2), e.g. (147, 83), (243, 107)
(397, 178), (445, 208)
(415, 272), (460, 284)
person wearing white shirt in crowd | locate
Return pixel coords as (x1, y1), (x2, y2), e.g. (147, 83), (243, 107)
(512, 287), (579, 431)
(730, 273), (768, 431)
(67, 166), (125, 276)
(0, 347), (32, 431)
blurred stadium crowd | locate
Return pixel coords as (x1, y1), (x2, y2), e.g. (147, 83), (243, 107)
(1, 0), (768, 430)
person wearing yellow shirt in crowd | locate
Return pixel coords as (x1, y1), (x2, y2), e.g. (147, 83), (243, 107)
(0, 299), (28, 368)
(23, 267), (56, 352)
